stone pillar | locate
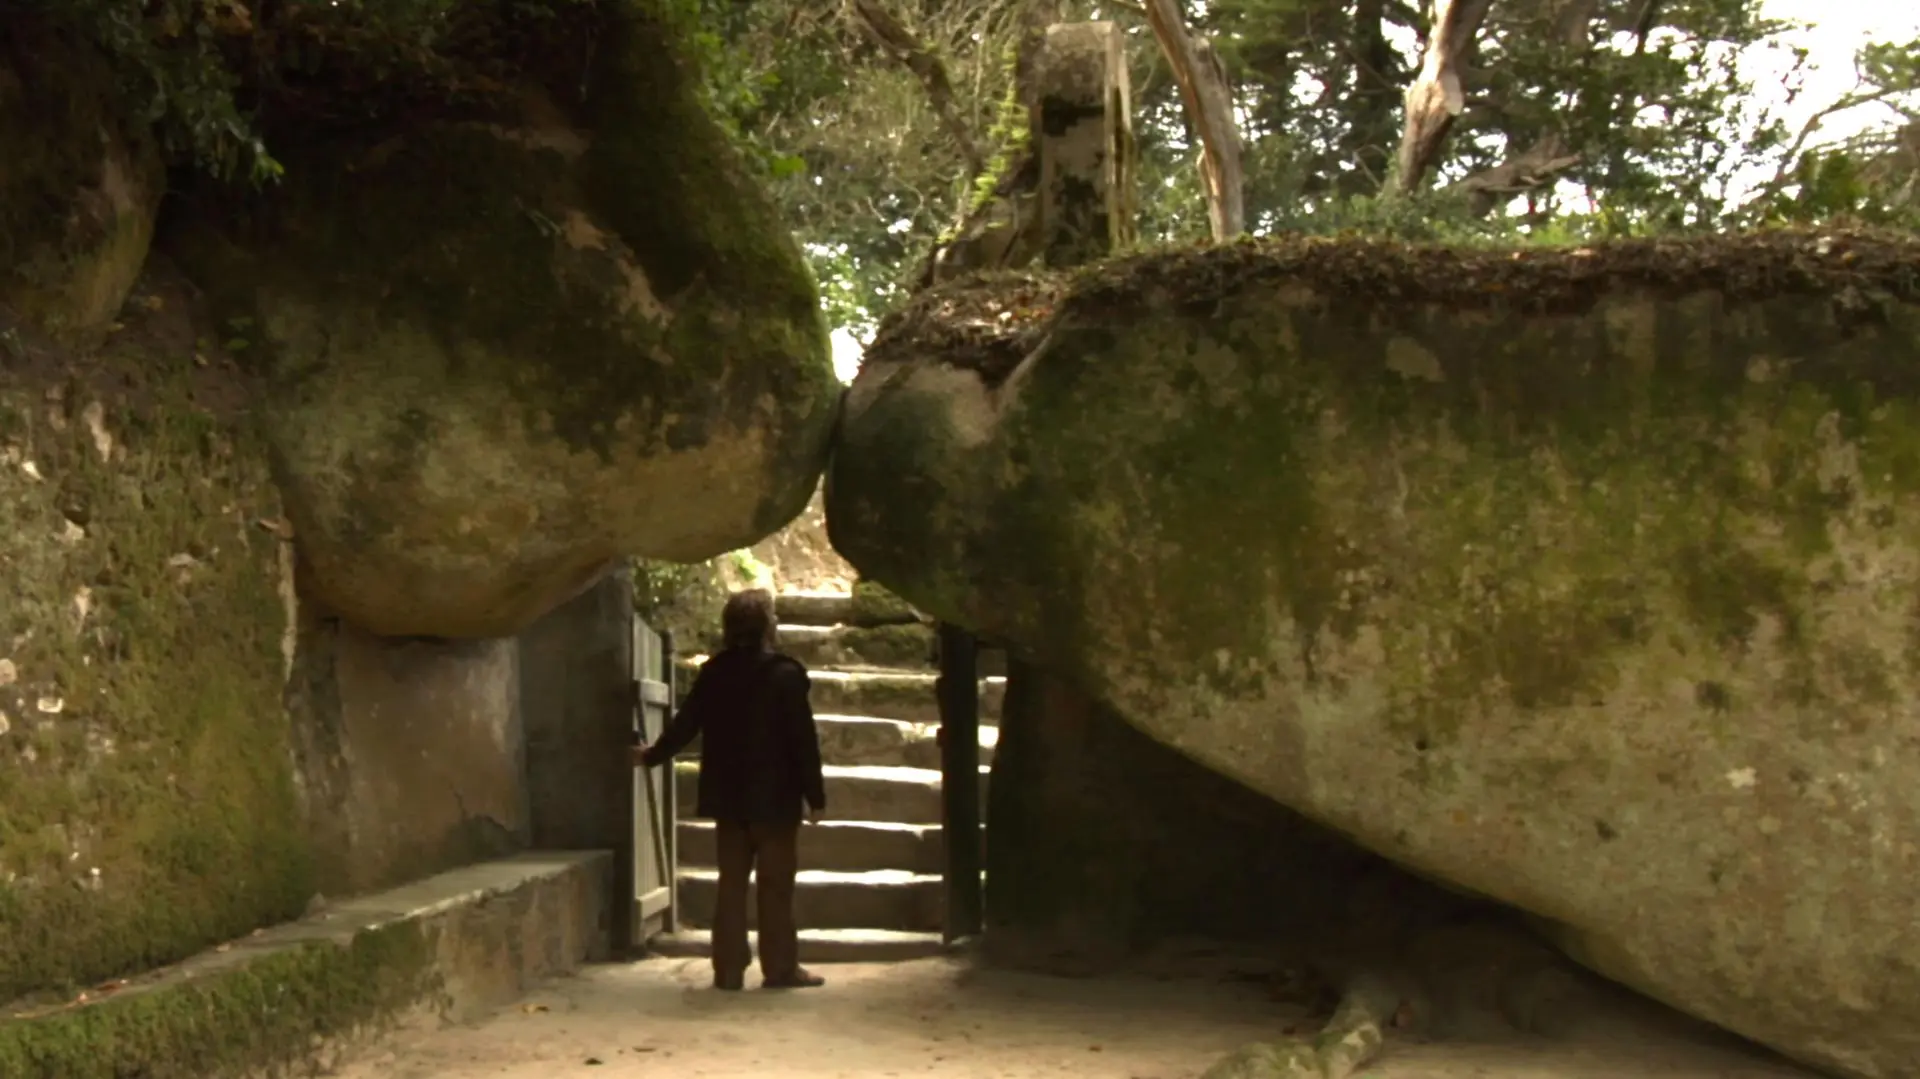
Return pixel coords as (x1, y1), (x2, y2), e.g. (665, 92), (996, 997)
(1036, 21), (1136, 269)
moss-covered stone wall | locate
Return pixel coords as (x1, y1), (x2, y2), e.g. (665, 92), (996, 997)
(0, 263), (542, 1008)
(0, 269), (312, 1004)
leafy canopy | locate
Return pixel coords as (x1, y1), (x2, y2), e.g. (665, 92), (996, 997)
(15, 0), (1918, 337)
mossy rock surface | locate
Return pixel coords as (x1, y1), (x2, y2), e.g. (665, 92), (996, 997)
(0, 18), (163, 343)
(163, 0), (838, 638)
(0, 269), (311, 1005)
(0, 923), (432, 1079)
(826, 228), (1920, 1079)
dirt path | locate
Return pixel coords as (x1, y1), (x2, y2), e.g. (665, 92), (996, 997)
(331, 957), (1815, 1079)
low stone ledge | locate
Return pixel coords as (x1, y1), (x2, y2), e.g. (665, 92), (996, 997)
(0, 851), (612, 1079)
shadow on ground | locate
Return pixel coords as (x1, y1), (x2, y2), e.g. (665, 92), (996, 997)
(332, 955), (1814, 1079)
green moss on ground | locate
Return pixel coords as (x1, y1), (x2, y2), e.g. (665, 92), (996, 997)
(0, 922), (434, 1079)
(0, 271), (312, 1004)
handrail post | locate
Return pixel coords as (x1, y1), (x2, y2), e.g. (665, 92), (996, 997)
(936, 622), (983, 942)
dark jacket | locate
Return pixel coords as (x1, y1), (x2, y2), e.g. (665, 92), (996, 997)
(642, 646), (826, 824)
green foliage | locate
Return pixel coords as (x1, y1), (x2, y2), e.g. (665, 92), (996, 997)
(13, 0), (274, 183)
(6, 0), (602, 183)
(965, 49), (1034, 220)
(660, 0), (1040, 340)
(1742, 38), (1920, 228)
(15, 0), (1916, 343)
(691, 0), (1920, 341)
(632, 557), (730, 645)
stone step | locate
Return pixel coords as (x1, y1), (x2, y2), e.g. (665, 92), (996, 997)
(650, 716), (998, 771)
(676, 868), (943, 932)
(673, 762), (989, 825)
(775, 589), (923, 628)
(802, 669), (1006, 726)
(8, 853), (614, 1078)
(646, 928), (950, 964)
(677, 819), (943, 874)
(816, 714), (997, 770)
(778, 623), (936, 671)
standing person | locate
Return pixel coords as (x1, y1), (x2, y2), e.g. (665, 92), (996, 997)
(633, 588), (828, 991)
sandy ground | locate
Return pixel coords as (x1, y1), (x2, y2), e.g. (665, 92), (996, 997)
(330, 957), (1816, 1079)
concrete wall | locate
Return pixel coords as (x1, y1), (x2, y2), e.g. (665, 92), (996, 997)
(287, 602), (530, 897)
(292, 565), (646, 903)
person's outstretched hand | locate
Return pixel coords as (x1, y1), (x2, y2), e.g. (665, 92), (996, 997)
(629, 742), (651, 768)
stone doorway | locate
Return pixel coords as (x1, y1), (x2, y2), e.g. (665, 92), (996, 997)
(644, 589), (1002, 965)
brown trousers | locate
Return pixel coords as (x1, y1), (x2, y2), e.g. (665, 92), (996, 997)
(711, 819), (801, 982)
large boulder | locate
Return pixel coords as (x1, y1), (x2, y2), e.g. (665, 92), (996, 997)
(0, 18), (164, 342)
(827, 231), (1920, 1079)
(166, 1), (839, 638)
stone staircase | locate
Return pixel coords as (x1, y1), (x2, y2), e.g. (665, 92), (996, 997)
(647, 591), (1003, 963)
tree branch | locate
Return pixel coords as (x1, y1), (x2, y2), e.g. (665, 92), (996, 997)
(1389, 0), (1496, 196)
(1444, 132), (1582, 215)
(847, 0), (985, 177)
(1750, 84), (1909, 208)
(1629, 0), (1664, 54)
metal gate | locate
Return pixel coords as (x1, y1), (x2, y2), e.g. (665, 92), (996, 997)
(632, 617), (678, 939)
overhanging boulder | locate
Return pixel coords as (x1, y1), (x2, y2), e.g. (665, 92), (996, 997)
(166, 1), (839, 638)
(826, 230), (1920, 1079)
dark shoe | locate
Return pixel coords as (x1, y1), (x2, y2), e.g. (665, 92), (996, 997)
(714, 974), (745, 992)
(763, 968), (825, 990)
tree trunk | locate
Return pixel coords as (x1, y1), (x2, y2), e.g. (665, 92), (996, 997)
(1389, 0), (1496, 196)
(1142, 0), (1246, 239)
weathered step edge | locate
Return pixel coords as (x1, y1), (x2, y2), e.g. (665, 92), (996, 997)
(677, 664), (1008, 725)
(776, 588), (925, 628)
(0, 851), (611, 1079)
(647, 928), (954, 964)
(677, 869), (944, 933)
(672, 761), (991, 826)
(677, 818), (953, 874)
(816, 714), (999, 770)
(777, 623), (937, 672)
